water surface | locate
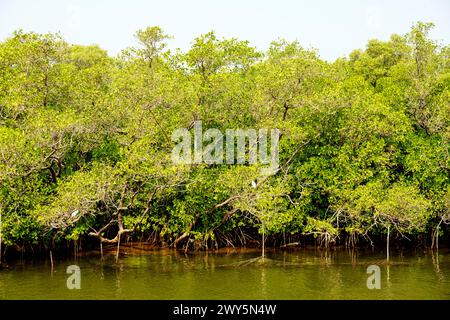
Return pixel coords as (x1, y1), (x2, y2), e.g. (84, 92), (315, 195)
(0, 245), (449, 299)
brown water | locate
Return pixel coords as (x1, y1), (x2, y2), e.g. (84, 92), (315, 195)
(0, 245), (449, 299)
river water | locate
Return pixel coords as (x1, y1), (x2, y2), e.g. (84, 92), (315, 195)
(0, 245), (449, 299)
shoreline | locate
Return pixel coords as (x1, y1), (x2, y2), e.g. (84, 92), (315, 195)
(1, 241), (448, 263)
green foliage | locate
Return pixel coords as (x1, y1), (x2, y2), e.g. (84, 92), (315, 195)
(0, 22), (448, 251)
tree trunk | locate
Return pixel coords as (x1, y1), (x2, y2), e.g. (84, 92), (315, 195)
(50, 250), (54, 273)
(116, 234), (120, 262)
(262, 222), (265, 260)
(88, 208), (133, 244)
(436, 224), (439, 250)
(387, 226), (390, 262)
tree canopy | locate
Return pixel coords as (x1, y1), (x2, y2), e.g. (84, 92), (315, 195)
(0, 22), (449, 254)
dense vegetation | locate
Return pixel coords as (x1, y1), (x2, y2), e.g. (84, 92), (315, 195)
(0, 22), (449, 256)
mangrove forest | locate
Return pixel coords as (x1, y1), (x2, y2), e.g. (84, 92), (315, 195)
(0, 22), (449, 259)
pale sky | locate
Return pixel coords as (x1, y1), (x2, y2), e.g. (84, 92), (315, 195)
(0, 0), (449, 61)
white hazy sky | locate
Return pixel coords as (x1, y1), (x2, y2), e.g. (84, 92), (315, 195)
(0, 0), (449, 61)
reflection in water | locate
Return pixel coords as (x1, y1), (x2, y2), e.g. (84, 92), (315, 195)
(261, 267), (267, 298)
(431, 249), (445, 283)
(385, 264), (391, 289)
(348, 248), (358, 266)
(99, 261), (104, 281)
(0, 247), (449, 299)
(115, 260), (123, 296)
